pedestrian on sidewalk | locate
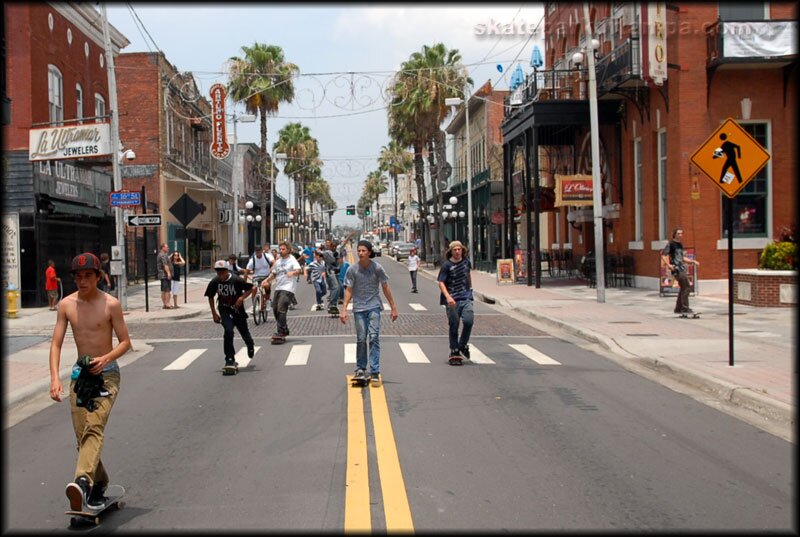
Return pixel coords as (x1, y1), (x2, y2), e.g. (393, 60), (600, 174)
(340, 240), (398, 382)
(264, 241), (303, 339)
(661, 227), (700, 315)
(49, 252), (132, 512)
(156, 243), (173, 309)
(45, 259), (61, 310)
(438, 240), (474, 364)
(97, 253), (113, 295)
(170, 251), (186, 309)
(227, 254), (245, 278)
(305, 250), (328, 310)
(407, 248), (420, 293)
(204, 259), (256, 370)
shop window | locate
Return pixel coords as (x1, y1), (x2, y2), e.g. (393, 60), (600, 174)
(94, 93), (106, 123)
(657, 129), (668, 239)
(76, 84), (83, 123)
(718, 2), (766, 21)
(721, 122), (769, 238)
(634, 137), (643, 241)
(48, 65), (63, 124)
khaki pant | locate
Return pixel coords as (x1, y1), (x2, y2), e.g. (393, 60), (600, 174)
(69, 371), (120, 485)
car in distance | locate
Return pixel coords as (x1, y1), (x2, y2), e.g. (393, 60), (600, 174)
(393, 241), (416, 260)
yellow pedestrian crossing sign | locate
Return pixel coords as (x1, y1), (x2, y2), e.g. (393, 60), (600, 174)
(690, 118), (770, 198)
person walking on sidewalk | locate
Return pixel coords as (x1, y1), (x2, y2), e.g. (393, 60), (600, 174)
(49, 252), (132, 512)
(407, 248), (420, 293)
(205, 259), (256, 370)
(264, 241), (303, 339)
(438, 240), (474, 364)
(156, 243), (173, 309)
(97, 253), (113, 295)
(662, 227), (700, 315)
(170, 251), (186, 309)
(340, 240), (398, 382)
(305, 250), (328, 310)
(45, 259), (61, 310)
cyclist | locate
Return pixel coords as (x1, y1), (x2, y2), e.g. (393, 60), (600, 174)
(244, 245), (272, 316)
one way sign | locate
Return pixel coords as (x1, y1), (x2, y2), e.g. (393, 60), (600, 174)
(126, 214), (162, 227)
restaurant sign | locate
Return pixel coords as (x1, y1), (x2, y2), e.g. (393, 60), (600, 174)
(555, 174), (593, 207)
(29, 123), (112, 161)
(209, 83), (230, 160)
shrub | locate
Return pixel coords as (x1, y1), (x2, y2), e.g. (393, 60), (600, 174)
(759, 241), (798, 270)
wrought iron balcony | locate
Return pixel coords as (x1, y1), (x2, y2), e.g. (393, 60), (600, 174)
(595, 37), (642, 93)
(707, 19), (797, 68)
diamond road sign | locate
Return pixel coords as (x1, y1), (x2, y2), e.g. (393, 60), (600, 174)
(169, 193), (202, 227)
(690, 117), (770, 198)
(126, 214), (162, 226)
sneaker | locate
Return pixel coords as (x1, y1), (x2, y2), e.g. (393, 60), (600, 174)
(87, 482), (108, 509)
(683, 308), (695, 314)
(247, 344), (255, 358)
(225, 357), (238, 367)
(370, 372), (381, 382)
(459, 345), (471, 359)
(66, 476), (91, 511)
(449, 349), (461, 359)
(354, 368), (366, 379)
(316, 304), (324, 311)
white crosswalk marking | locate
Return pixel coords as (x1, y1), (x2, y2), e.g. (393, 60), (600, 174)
(163, 348), (206, 370)
(409, 303), (427, 311)
(399, 342), (430, 363)
(467, 345), (495, 364)
(509, 344), (561, 365)
(344, 343), (357, 364)
(285, 344), (312, 366)
(383, 302), (391, 311)
(235, 346), (260, 368)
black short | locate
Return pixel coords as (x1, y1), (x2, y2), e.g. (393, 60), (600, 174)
(160, 278), (171, 292)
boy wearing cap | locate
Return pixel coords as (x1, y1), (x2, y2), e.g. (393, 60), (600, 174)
(50, 252), (132, 511)
(205, 259), (257, 370)
(438, 241), (474, 364)
(340, 240), (398, 382)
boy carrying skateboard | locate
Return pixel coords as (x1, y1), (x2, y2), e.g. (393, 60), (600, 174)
(205, 259), (257, 374)
(340, 240), (398, 383)
(263, 241), (303, 343)
(49, 252), (132, 512)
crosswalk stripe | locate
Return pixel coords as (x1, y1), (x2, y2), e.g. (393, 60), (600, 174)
(509, 344), (561, 365)
(467, 345), (495, 364)
(398, 343), (430, 363)
(163, 348), (206, 370)
(409, 303), (426, 311)
(344, 343), (357, 364)
(235, 346), (260, 368)
(383, 302), (391, 311)
(285, 344), (312, 366)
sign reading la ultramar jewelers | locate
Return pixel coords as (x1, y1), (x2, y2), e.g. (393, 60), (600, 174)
(29, 123), (111, 161)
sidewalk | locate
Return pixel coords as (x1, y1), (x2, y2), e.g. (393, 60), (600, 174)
(4, 264), (796, 441)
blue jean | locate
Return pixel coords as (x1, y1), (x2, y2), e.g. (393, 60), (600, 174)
(313, 279), (327, 305)
(327, 272), (341, 307)
(354, 307), (382, 374)
(445, 300), (474, 351)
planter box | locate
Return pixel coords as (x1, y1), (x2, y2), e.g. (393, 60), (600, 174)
(732, 269), (797, 307)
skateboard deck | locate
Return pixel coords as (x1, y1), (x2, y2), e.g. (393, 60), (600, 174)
(65, 485), (125, 527)
(678, 312), (701, 319)
(448, 355), (464, 366)
(351, 373), (368, 387)
(271, 335), (286, 345)
(222, 363), (239, 375)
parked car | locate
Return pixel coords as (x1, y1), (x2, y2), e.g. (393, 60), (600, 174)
(393, 241), (416, 260)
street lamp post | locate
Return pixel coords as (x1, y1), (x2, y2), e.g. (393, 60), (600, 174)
(445, 95), (473, 267)
(270, 152), (287, 246)
(242, 200), (262, 253)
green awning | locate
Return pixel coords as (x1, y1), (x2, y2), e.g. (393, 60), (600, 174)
(49, 200), (106, 218)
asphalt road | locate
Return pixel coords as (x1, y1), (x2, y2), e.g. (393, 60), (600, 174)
(4, 254), (794, 532)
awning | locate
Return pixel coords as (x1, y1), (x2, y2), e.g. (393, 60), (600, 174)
(49, 199), (106, 218)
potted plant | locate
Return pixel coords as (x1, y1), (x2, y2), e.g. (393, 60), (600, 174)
(759, 224), (797, 270)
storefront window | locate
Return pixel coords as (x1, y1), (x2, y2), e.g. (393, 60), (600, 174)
(48, 65), (63, 124)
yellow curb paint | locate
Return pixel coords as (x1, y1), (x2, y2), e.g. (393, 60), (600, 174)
(369, 381), (415, 533)
(345, 375), (371, 533)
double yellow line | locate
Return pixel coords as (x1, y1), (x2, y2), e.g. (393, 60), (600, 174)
(345, 376), (414, 533)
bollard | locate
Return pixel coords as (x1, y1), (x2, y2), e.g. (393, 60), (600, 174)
(7, 284), (19, 319)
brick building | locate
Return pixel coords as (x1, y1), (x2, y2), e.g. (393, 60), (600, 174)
(500, 2), (797, 292)
(2, 3), (128, 306)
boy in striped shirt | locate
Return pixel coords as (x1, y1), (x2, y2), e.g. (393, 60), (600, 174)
(437, 241), (474, 365)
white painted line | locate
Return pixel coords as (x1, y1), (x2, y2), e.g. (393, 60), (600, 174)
(344, 343), (357, 364)
(383, 302), (391, 311)
(235, 346), (260, 368)
(399, 342), (430, 363)
(509, 344), (561, 365)
(163, 348), (206, 370)
(285, 344), (312, 366)
(467, 345), (495, 364)
(409, 303), (427, 311)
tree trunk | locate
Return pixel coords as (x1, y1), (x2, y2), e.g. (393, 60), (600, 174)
(259, 104), (268, 245)
(427, 140), (442, 264)
(413, 145), (428, 261)
(434, 129), (449, 255)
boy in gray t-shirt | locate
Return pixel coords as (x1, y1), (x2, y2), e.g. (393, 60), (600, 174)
(340, 240), (398, 382)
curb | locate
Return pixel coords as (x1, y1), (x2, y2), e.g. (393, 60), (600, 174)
(474, 290), (795, 430)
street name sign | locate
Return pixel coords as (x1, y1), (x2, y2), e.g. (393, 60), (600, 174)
(690, 117), (770, 198)
(126, 214), (162, 226)
(110, 190), (142, 207)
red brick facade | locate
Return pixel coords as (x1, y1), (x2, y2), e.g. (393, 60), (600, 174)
(733, 270), (797, 307)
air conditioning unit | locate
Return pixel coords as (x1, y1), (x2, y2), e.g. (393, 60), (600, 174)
(219, 209), (231, 224)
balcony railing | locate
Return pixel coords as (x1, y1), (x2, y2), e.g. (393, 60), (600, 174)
(707, 19), (797, 67)
(595, 37), (641, 93)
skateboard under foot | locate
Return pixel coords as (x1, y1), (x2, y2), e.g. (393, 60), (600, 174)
(351, 372), (368, 387)
(271, 335), (287, 345)
(677, 312), (701, 319)
(222, 363), (239, 375)
(448, 355), (464, 366)
(65, 484), (125, 527)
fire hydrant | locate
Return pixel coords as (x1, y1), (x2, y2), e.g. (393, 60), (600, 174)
(7, 284), (18, 319)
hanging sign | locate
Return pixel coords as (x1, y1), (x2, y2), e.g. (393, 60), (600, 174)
(209, 83), (229, 160)
(555, 174), (593, 206)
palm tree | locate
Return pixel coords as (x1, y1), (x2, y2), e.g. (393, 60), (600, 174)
(378, 140), (414, 237)
(227, 43), (299, 242)
(273, 123), (320, 242)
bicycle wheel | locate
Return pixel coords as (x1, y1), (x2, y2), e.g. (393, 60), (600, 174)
(252, 293), (262, 325)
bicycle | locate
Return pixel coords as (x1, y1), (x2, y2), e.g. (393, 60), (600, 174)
(251, 275), (270, 325)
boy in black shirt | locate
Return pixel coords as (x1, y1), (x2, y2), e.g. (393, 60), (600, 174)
(205, 259), (257, 370)
(661, 228), (700, 314)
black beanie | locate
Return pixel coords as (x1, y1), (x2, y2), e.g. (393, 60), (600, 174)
(357, 240), (376, 258)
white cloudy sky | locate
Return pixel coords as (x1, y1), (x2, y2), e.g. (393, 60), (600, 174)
(106, 3), (544, 225)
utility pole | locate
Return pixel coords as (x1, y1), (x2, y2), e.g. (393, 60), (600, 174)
(100, 4), (126, 310)
(232, 112), (240, 257)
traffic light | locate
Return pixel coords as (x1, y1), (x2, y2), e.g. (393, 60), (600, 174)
(346, 205), (355, 215)
(364, 208), (371, 216)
